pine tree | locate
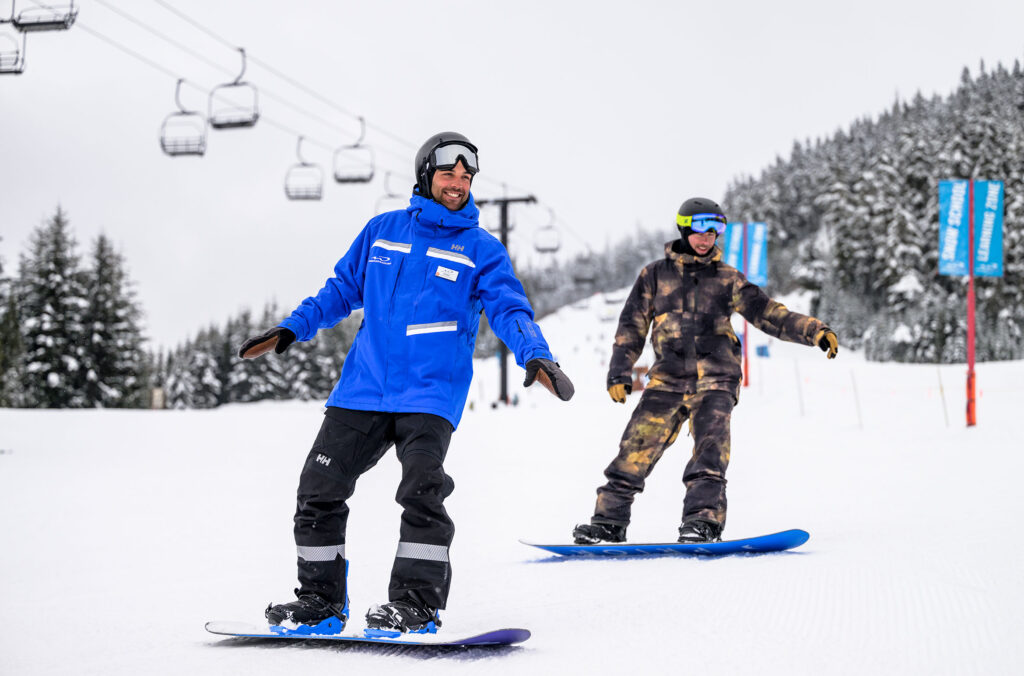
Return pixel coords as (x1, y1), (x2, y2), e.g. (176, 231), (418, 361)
(18, 207), (90, 407)
(0, 244), (26, 407)
(81, 233), (148, 407)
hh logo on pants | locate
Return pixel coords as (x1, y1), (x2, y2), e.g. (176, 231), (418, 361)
(316, 454), (331, 467)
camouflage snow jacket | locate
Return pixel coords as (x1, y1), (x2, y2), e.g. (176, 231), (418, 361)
(607, 241), (829, 401)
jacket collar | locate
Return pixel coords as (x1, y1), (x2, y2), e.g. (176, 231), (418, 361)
(408, 193), (480, 230)
(664, 240), (722, 268)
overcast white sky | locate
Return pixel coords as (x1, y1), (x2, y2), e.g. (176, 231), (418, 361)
(2, 0), (1023, 349)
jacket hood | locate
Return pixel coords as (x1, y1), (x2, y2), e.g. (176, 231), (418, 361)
(408, 193), (480, 230)
(665, 240), (722, 267)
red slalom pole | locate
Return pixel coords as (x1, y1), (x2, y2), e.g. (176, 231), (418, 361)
(966, 180), (977, 427)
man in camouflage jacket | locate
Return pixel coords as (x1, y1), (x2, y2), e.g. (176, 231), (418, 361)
(574, 197), (839, 544)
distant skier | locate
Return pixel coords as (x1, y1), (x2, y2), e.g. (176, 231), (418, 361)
(573, 197), (838, 545)
(238, 132), (574, 635)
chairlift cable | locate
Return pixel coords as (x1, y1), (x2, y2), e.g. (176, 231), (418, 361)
(72, 18), (180, 81)
(91, 0), (354, 142)
(69, 17), (339, 157)
(114, 0), (539, 193)
(32, 0), (559, 209)
(147, 0), (416, 152)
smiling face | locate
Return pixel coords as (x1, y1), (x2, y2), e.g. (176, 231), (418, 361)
(430, 160), (473, 211)
(687, 229), (717, 255)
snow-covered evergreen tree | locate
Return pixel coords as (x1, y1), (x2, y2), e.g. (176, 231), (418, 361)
(722, 59), (1024, 363)
(0, 244), (26, 407)
(18, 207), (90, 407)
(81, 234), (148, 407)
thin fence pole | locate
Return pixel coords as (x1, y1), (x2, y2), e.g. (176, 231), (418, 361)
(937, 365), (950, 428)
(793, 360), (805, 417)
(850, 369), (864, 430)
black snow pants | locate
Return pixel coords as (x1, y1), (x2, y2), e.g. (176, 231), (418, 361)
(293, 407), (455, 610)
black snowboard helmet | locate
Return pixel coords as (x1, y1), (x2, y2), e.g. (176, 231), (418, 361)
(676, 197), (727, 241)
(414, 131), (479, 198)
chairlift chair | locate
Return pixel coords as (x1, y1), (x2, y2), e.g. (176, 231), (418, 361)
(11, 0), (77, 32)
(333, 116), (375, 184)
(208, 47), (259, 129)
(573, 254), (598, 286)
(0, 28), (25, 75)
(533, 208), (561, 253)
(284, 137), (323, 201)
(373, 171), (408, 214)
(159, 79), (207, 157)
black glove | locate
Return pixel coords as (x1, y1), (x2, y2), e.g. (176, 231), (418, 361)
(238, 327), (295, 359)
(524, 358), (575, 401)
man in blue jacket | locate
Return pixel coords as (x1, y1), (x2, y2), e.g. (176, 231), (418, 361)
(239, 131), (574, 637)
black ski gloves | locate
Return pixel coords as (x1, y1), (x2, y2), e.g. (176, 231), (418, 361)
(815, 329), (839, 359)
(524, 358), (575, 401)
(238, 327), (296, 359)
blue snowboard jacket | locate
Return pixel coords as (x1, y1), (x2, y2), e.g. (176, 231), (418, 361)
(279, 193), (553, 428)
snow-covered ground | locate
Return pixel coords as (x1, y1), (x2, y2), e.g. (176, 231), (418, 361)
(2, 293), (1022, 675)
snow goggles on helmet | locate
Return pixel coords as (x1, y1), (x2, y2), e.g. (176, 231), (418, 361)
(430, 142), (479, 174)
(676, 212), (727, 234)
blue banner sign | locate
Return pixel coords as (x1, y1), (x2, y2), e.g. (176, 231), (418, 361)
(746, 222), (768, 286)
(939, 180), (1004, 277)
(722, 222), (744, 270)
(721, 222), (768, 286)
(974, 181), (1004, 277)
(938, 180), (969, 275)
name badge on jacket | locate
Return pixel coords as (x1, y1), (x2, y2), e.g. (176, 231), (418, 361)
(436, 266), (459, 282)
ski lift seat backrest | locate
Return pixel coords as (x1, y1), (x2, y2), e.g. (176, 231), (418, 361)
(333, 145), (375, 184)
(208, 47), (259, 130)
(208, 82), (260, 129)
(0, 30), (26, 75)
(285, 137), (323, 201)
(12, 1), (77, 32)
(160, 79), (207, 157)
(534, 225), (561, 253)
(285, 165), (324, 201)
(160, 115), (207, 156)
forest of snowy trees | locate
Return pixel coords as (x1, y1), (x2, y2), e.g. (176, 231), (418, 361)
(722, 62), (1024, 362)
(0, 208), (148, 408)
(2, 60), (1022, 408)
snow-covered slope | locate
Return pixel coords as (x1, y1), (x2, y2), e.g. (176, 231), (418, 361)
(2, 293), (1022, 675)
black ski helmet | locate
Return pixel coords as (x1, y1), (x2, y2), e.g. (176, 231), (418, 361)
(676, 197), (726, 239)
(414, 131), (479, 197)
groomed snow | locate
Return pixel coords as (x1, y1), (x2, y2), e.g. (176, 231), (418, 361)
(2, 294), (1022, 674)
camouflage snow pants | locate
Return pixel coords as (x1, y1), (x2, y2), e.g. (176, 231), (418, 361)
(592, 388), (735, 529)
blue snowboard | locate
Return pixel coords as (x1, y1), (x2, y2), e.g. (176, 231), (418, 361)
(205, 621), (530, 647)
(522, 529), (809, 557)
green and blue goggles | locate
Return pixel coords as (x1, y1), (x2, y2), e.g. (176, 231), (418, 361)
(676, 212), (727, 234)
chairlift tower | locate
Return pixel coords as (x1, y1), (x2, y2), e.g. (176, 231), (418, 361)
(476, 194), (536, 405)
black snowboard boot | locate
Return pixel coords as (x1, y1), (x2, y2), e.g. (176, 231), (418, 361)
(266, 590), (348, 629)
(365, 599), (441, 635)
(572, 522), (627, 544)
(677, 519), (723, 543)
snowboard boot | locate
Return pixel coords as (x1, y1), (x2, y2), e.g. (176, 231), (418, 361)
(364, 599), (441, 637)
(265, 590), (348, 634)
(677, 519), (723, 543)
(573, 521), (627, 544)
